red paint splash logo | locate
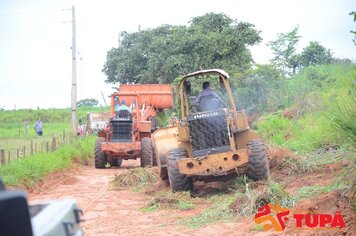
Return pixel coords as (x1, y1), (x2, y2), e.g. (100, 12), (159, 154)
(255, 204), (346, 231)
(255, 203), (290, 231)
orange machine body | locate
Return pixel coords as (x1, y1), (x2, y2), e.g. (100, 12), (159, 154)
(100, 84), (173, 160)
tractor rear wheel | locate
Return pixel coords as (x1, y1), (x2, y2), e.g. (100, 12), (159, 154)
(167, 148), (193, 192)
(246, 139), (269, 181)
(95, 137), (107, 169)
(110, 159), (123, 167)
(140, 137), (153, 167)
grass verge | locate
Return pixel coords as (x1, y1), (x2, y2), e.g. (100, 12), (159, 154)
(0, 136), (95, 187)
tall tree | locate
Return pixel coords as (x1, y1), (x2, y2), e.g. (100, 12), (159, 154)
(267, 26), (300, 75)
(103, 13), (262, 84)
(299, 41), (334, 67)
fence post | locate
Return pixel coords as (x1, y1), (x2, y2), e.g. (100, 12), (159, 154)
(8, 151), (10, 163)
(51, 137), (57, 152)
(17, 149), (19, 159)
(63, 129), (66, 144)
(0, 149), (5, 165)
(69, 134), (73, 144)
(41, 142), (43, 153)
(46, 141), (49, 153)
(31, 140), (34, 155)
(35, 142), (37, 154)
(23, 146), (26, 158)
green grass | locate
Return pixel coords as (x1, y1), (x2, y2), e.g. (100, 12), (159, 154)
(0, 125), (76, 163)
(183, 194), (236, 228)
(182, 179), (293, 228)
(256, 112), (339, 153)
(0, 122), (70, 139)
(292, 181), (351, 203)
(141, 191), (198, 212)
(0, 106), (100, 188)
(0, 136), (95, 187)
(0, 106), (107, 162)
(292, 185), (324, 201)
(256, 63), (355, 152)
(324, 90), (356, 143)
(0, 106), (108, 123)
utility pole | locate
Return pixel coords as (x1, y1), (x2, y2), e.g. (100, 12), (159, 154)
(71, 5), (77, 136)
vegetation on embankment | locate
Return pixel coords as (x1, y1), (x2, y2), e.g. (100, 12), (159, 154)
(0, 136), (95, 187)
(255, 63), (355, 153)
(254, 63), (356, 219)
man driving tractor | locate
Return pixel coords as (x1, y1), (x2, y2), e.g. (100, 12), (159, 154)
(195, 81), (226, 111)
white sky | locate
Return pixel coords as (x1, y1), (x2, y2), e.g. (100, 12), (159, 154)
(0, 0), (355, 110)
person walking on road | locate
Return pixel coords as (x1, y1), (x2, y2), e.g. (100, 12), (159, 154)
(34, 119), (43, 136)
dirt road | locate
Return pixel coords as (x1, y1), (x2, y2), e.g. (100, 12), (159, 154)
(29, 160), (259, 236)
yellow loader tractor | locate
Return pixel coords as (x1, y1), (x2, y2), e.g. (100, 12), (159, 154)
(152, 69), (269, 192)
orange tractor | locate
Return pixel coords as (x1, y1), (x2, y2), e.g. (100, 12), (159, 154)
(95, 84), (173, 168)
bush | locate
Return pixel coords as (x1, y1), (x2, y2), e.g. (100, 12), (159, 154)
(256, 63), (356, 152)
(256, 113), (291, 146)
(324, 90), (356, 143)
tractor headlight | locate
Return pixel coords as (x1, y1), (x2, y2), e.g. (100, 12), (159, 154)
(180, 120), (187, 127)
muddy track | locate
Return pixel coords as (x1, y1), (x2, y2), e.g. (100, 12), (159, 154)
(30, 160), (170, 235)
(29, 160), (256, 235)
(26, 147), (355, 235)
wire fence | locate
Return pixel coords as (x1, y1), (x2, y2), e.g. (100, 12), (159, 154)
(0, 130), (78, 166)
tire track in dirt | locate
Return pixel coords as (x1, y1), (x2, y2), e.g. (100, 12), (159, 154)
(28, 160), (188, 235)
(29, 160), (257, 235)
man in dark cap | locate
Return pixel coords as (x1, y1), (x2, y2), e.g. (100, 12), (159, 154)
(115, 100), (132, 118)
(195, 81), (226, 111)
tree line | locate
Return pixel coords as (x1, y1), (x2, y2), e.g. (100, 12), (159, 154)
(102, 12), (354, 115)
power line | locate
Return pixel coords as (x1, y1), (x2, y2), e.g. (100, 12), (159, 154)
(0, 21), (70, 29)
(0, 9), (63, 16)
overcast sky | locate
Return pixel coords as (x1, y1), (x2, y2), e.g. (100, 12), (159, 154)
(0, 0), (355, 110)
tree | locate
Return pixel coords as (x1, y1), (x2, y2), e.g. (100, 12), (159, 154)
(77, 98), (99, 107)
(267, 26), (301, 75)
(299, 41), (334, 67)
(236, 64), (285, 114)
(103, 13), (262, 85)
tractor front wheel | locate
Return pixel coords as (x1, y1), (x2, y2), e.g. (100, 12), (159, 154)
(95, 137), (107, 169)
(246, 139), (269, 181)
(167, 148), (193, 192)
(140, 137), (153, 167)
